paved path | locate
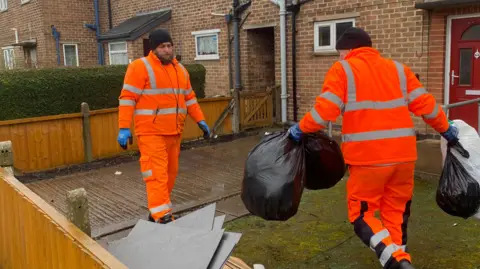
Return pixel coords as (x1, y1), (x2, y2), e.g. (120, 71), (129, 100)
(26, 134), (263, 236)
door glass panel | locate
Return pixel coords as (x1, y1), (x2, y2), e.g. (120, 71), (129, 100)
(461, 25), (480, 40)
(459, 48), (472, 85)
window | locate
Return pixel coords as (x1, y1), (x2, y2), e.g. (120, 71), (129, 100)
(3, 47), (15, 70)
(109, 42), (128, 65)
(314, 18), (355, 53)
(63, 44), (79, 67)
(0, 0), (7, 11)
(192, 29), (220, 60)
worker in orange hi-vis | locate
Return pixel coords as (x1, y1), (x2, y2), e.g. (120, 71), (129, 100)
(288, 27), (459, 269)
(116, 29), (210, 224)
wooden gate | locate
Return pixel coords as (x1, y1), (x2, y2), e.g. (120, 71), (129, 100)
(240, 87), (274, 129)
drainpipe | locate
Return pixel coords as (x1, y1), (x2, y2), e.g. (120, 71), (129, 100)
(51, 25), (61, 66)
(85, 0), (105, 65)
(291, 6), (299, 121)
(107, 0), (113, 29)
(279, 0), (288, 123)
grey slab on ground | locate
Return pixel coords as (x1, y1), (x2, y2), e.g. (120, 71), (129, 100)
(107, 203), (242, 269)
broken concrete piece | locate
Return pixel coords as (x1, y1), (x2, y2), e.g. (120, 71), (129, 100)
(167, 203), (217, 230)
(213, 215), (226, 230)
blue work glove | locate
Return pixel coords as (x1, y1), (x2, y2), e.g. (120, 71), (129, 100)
(198, 120), (211, 138)
(441, 124), (459, 145)
(288, 124), (303, 143)
(117, 128), (132, 150)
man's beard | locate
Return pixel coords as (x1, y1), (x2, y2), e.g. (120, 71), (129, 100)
(154, 51), (173, 65)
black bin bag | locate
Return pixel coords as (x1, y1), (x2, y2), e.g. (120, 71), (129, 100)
(304, 132), (346, 190)
(436, 142), (480, 219)
(241, 131), (305, 221)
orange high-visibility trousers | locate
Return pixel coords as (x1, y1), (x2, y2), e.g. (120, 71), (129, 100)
(347, 162), (414, 269)
(137, 135), (181, 221)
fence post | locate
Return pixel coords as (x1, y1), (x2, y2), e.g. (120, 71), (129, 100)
(66, 187), (92, 237)
(0, 140), (14, 175)
(81, 102), (93, 163)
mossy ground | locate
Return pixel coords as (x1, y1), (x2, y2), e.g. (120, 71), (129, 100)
(225, 178), (480, 269)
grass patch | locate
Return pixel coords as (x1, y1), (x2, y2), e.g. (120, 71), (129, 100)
(226, 178), (480, 269)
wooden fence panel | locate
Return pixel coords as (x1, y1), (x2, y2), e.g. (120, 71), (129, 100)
(0, 169), (127, 268)
(0, 115), (85, 172)
(0, 97), (233, 173)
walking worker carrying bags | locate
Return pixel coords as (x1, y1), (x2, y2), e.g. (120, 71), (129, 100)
(288, 27), (459, 269)
(117, 29), (210, 224)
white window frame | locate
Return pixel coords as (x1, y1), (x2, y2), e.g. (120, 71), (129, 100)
(191, 29), (221, 61)
(2, 46), (15, 70)
(108, 41), (128, 65)
(63, 43), (79, 67)
(0, 0), (8, 11)
(314, 18), (356, 53)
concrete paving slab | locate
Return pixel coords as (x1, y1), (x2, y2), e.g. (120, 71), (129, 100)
(25, 135), (264, 232)
(167, 203), (217, 231)
(213, 215), (226, 230)
(207, 232), (242, 269)
(109, 228), (225, 269)
(216, 195), (249, 217)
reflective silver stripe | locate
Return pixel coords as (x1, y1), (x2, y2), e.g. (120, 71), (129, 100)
(119, 99), (136, 106)
(142, 170), (152, 178)
(310, 108), (329, 127)
(141, 57), (157, 89)
(141, 88), (191, 95)
(339, 60), (356, 103)
(423, 104), (439, 119)
(394, 61), (407, 97)
(408, 87), (427, 104)
(370, 229), (390, 250)
(321, 92), (345, 111)
(185, 88), (193, 96)
(399, 245), (407, 252)
(135, 108), (187, 115)
(186, 98), (198, 106)
(345, 98), (406, 112)
(123, 84), (143, 95)
(342, 128), (416, 142)
(150, 202), (172, 214)
(379, 244), (399, 266)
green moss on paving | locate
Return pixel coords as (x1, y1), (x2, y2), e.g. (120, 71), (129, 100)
(225, 179), (480, 269)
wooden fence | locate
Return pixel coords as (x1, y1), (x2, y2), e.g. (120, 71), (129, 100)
(0, 166), (128, 268)
(0, 97), (233, 173)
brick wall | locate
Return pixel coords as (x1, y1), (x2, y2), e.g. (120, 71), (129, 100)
(41, 0), (98, 67)
(0, 0), (44, 69)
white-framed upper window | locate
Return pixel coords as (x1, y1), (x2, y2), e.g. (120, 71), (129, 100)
(314, 18), (355, 53)
(2, 46), (15, 70)
(192, 29), (220, 61)
(63, 44), (79, 67)
(109, 41), (129, 65)
(0, 0), (8, 11)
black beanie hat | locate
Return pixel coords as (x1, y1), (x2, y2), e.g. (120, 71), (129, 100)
(335, 27), (372, 50)
(149, 29), (173, 50)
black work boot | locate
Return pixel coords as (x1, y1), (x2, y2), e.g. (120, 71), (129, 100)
(398, 260), (415, 269)
(157, 213), (174, 224)
(147, 213), (155, 222)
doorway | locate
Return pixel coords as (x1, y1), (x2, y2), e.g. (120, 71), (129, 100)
(246, 27), (275, 92)
(447, 14), (480, 130)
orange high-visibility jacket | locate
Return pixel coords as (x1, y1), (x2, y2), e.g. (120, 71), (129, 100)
(118, 51), (205, 136)
(299, 48), (449, 165)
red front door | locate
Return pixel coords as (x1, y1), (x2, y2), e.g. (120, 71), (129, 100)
(449, 16), (480, 131)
